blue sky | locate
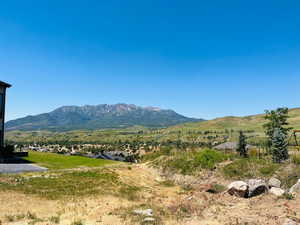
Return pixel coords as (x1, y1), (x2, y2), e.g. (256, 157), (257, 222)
(1, 0), (300, 121)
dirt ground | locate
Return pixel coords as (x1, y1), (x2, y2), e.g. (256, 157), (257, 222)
(0, 164), (299, 225)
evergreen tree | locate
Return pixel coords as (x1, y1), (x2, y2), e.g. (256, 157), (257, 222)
(271, 128), (289, 163)
(237, 131), (248, 157)
(263, 107), (292, 147)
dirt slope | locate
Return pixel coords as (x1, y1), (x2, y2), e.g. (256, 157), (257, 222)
(0, 164), (299, 225)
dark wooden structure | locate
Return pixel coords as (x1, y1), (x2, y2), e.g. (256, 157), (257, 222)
(0, 81), (11, 151)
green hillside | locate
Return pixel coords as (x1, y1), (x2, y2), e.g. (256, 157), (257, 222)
(167, 107), (300, 133)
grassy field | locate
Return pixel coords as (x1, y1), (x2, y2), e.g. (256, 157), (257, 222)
(0, 152), (138, 200)
(22, 151), (117, 170)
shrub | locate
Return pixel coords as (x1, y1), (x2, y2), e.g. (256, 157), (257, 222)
(206, 184), (226, 194)
(223, 158), (279, 179)
(282, 193), (295, 200)
(194, 149), (227, 170)
(166, 156), (194, 175)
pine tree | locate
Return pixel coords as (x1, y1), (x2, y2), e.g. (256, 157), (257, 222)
(237, 131), (247, 157)
(271, 128), (289, 163)
(263, 107), (292, 148)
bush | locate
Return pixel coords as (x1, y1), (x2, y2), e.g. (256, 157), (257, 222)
(194, 149), (227, 169)
(223, 158), (279, 179)
(166, 156), (194, 175)
(162, 149), (228, 174)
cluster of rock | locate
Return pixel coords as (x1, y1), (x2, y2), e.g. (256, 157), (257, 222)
(133, 208), (155, 223)
(228, 178), (300, 198)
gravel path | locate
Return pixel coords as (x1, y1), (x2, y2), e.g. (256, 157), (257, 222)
(0, 164), (48, 173)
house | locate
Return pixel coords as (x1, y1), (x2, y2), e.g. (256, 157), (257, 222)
(0, 81), (11, 151)
(214, 141), (253, 151)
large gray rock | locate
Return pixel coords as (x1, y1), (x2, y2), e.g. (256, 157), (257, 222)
(268, 178), (281, 188)
(247, 179), (268, 197)
(228, 181), (249, 198)
(270, 187), (285, 196)
(289, 179), (300, 195)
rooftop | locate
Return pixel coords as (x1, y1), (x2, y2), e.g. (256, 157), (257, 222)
(0, 81), (11, 88)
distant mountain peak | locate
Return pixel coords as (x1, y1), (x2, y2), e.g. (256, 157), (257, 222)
(6, 103), (203, 131)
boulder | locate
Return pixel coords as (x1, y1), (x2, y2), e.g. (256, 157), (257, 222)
(133, 209), (153, 217)
(228, 181), (249, 198)
(247, 179), (268, 197)
(289, 179), (300, 195)
(270, 187), (285, 197)
(269, 178), (281, 188)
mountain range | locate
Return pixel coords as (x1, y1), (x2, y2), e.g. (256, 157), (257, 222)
(5, 104), (202, 131)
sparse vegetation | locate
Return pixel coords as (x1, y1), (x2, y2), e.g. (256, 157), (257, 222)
(0, 169), (140, 200)
(149, 148), (228, 175)
(292, 154), (300, 164)
(70, 220), (84, 225)
(49, 216), (60, 224)
(206, 184), (227, 194)
(223, 158), (279, 179)
(159, 180), (175, 187)
(282, 192), (295, 200)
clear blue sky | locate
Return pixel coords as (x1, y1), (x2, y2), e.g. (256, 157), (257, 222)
(1, 0), (300, 121)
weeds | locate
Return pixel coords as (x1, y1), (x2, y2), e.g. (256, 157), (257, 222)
(223, 158), (279, 179)
(118, 185), (141, 201)
(70, 220), (84, 225)
(292, 154), (300, 165)
(150, 148), (228, 175)
(49, 216), (60, 224)
(159, 180), (175, 187)
(206, 184), (226, 194)
(0, 169), (140, 200)
(281, 192), (295, 200)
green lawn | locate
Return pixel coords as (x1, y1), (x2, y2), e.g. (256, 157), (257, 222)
(22, 151), (117, 170)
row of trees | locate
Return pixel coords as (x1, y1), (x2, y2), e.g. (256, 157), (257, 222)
(237, 107), (291, 163)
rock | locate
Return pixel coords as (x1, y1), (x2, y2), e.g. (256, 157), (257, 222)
(269, 178), (281, 188)
(133, 209), (153, 217)
(143, 217), (156, 222)
(270, 187), (285, 196)
(247, 179), (268, 197)
(289, 179), (300, 195)
(228, 181), (249, 198)
(282, 218), (297, 225)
